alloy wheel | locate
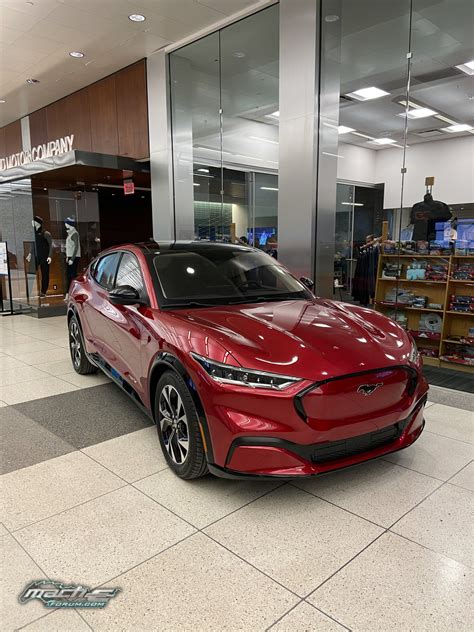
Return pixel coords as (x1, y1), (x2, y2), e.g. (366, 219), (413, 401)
(159, 384), (189, 464)
(69, 321), (81, 368)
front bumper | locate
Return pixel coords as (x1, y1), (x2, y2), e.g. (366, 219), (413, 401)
(209, 395), (426, 479)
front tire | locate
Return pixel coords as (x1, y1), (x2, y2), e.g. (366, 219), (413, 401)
(155, 371), (208, 480)
(68, 315), (97, 375)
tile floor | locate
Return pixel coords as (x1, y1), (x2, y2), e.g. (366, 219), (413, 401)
(0, 314), (472, 631)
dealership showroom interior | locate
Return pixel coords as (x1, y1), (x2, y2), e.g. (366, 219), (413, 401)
(0, 0), (473, 630)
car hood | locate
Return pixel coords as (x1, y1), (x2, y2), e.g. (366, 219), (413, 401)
(171, 299), (414, 381)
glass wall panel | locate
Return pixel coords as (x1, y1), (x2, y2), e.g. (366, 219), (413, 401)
(170, 5), (279, 243)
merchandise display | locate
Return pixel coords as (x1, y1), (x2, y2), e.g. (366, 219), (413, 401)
(67, 241), (427, 479)
(375, 253), (473, 372)
(410, 191), (451, 241)
(26, 216), (53, 297)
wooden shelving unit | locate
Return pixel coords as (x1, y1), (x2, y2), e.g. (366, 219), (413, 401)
(375, 253), (473, 373)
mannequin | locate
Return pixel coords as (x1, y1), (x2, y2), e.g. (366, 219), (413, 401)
(410, 190), (451, 241)
(64, 217), (81, 299)
(26, 216), (52, 297)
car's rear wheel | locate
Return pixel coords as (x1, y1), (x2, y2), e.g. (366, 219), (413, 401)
(155, 371), (208, 479)
(68, 315), (97, 375)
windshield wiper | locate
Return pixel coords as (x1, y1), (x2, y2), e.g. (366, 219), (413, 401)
(162, 300), (222, 309)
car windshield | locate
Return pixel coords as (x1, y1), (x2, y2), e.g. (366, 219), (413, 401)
(153, 246), (312, 308)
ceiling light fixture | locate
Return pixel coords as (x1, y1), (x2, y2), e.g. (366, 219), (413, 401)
(442, 123), (473, 133)
(232, 51), (246, 58)
(193, 183), (200, 187)
(197, 168), (209, 173)
(325, 14), (339, 22)
(397, 107), (437, 119)
(370, 138), (396, 145)
(69, 51), (85, 58)
(0, 99), (5, 104)
(341, 202), (364, 206)
(128, 14), (146, 22)
(338, 125), (355, 134)
(249, 135), (279, 145)
(455, 60), (474, 75)
(345, 87), (390, 101)
(26, 78), (40, 84)
(260, 186), (279, 191)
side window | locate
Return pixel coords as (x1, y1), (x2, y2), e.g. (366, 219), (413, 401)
(115, 252), (146, 297)
(94, 253), (121, 290)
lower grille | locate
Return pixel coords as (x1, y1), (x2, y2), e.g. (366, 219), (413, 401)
(311, 422), (405, 463)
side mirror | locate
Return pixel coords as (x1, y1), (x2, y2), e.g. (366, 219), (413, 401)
(109, 285), (141, 306)
(300, 276), (314, 289)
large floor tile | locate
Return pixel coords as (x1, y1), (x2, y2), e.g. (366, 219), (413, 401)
(0, 375), (78, 405)
(0, 364), (50, 387)
(309, 532), (472, 631)
(424, 403), (473, 444)
(427, 384), (474, 412)
(0, 356), (29, 371)
(392, 483), (473, 566)
(450, 461), (474, 492)
(0, 533), (44, 631)
(82, 533), (298, 631)
(35, 358), (76, 376)
(1, 339), (59, 355)
(384, 429), (474, 481)
(0, 451), (123, 530)
(84, 427), (166, 483)
(15, 485), (195, 586)
(60, 370), (111, 389)
(0, 407), (75, 474)
(13, 347), (71, 366)
(205, 485), (383, 596)
(21, 609), (91, 631)
(292, 460), (440, 527)
(135, 467), (282, 528)
(14, 383), (153, 448)
(271, 601), (346, 631)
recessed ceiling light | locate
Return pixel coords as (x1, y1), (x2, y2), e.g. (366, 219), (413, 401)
(128, 14), (146, 22)
(249, 135), (279, 145)
(442, 123), (473, 133)
(232, 52), (246, 58)
(197, 168), (209, 173)
(338, 125), (355, 134)
(260, 186), (279, 191)
(397, 107), (437, 119)
(455, 60), (474, 75)
(26, 78), (40, 84)
(325, 14), (339, 22)
(193, 183), (200, 187)
(69, 51), (84, 58)
(371, 138), (396, 145)
(341, 202), (364, 206)
(345, 87), (390, 101)
(0, 99), (6, 104)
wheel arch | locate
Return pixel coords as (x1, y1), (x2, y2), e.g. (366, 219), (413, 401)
(149, 352), (215, 464)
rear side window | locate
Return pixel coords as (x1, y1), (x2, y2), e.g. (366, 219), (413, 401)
(93, 253), (121, 290)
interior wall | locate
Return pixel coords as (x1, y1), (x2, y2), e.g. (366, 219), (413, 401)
(375, 136), (474, 208)
(336, 142), (377, 184)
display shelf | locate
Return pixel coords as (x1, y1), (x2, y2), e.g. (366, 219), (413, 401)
(375, 253), (473, 374)
(443, 338), (474, 346)
(377, 278), (446, 284)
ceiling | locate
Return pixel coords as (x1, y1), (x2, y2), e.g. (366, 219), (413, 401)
(0, 0), (262, 126)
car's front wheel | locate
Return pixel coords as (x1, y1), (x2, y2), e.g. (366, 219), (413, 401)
(155, 371), (208, 479)
(68, 315), (97, 375)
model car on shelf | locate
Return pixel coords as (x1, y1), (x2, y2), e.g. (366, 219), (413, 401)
(67, 241), (428, 480)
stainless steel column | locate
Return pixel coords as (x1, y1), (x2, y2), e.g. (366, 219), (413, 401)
(278, 0), (339, 297)
(147, 49), (175, 241)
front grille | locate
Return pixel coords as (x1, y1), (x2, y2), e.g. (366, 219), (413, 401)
(311, 422), (404, 463)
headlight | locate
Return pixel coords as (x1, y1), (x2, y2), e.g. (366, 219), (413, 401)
(409, 340), (420, 364)
(191, 353), (302, 390)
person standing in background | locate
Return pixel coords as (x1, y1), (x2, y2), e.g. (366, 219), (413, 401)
(64, 217), (81, 301)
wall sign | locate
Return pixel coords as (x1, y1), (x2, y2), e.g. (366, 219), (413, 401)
(123, 179), (135, 195)
(0, 134), (75, 171)
(0, 242), (8, 277)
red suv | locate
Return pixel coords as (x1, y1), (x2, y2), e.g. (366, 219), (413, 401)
(67, 241), (428, 479)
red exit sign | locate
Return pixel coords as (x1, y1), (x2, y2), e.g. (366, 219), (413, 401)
(123, 179), (135, 195)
